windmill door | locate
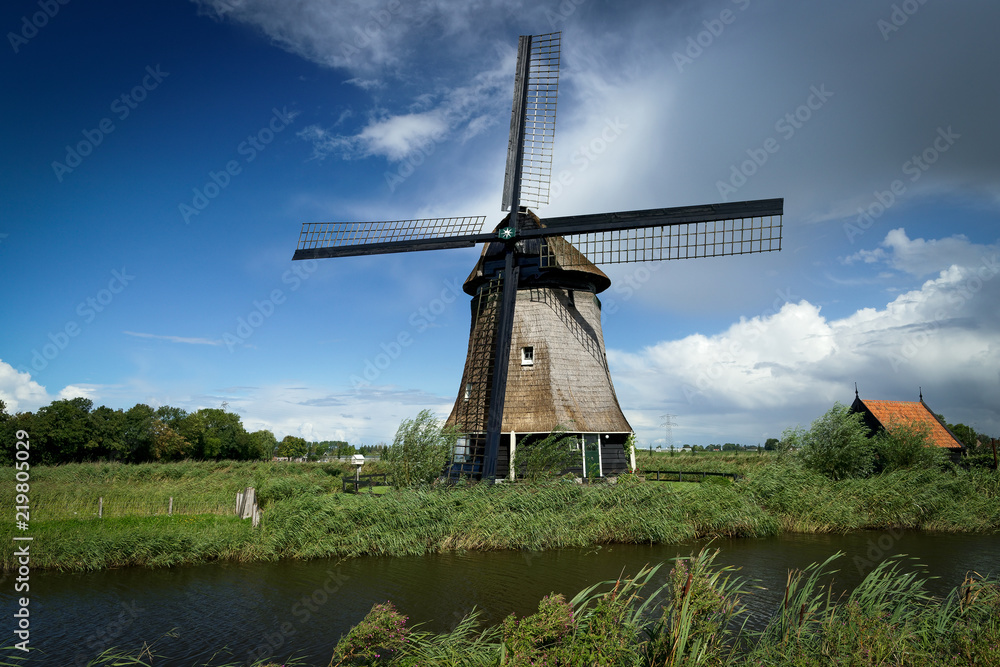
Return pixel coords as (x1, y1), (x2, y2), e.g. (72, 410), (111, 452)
(583, 434), (601, 479)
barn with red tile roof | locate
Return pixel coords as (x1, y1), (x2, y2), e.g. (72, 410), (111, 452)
(849, 388), (964, 453)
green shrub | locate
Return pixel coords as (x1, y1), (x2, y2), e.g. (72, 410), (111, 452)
(786, 403), (875, 480)
(512, 428), (581, 482)
(384, 410), (457, 488)
(874, 419), (946, 473)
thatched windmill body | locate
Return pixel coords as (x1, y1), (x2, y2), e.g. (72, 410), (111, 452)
(293, 32), (784, 479)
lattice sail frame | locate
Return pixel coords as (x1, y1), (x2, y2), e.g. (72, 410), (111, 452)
(542, 214), (782, 266)
(502, 32), (560, 212)
(297, 216), (486, 252)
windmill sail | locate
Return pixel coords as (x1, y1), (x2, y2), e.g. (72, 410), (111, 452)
(535, 199), (783, 266)
(502, 32), (560, 212)
(293, 216), (487, 260)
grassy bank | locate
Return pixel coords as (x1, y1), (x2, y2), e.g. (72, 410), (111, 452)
(2, 459), (998, 571)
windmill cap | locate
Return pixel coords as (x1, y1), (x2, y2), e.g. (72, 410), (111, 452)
(462, 210), (612, 296)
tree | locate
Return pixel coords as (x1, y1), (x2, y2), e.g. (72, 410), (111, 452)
(122, 404), (156, 462)
(763, 437), (780, 451)
(248, 429), (278, 460)
(873, 419), (945, 472)
(948, 422), (978, 450)
(512, 428), (580, 482)
(192, 408), (251, 460)
(35, 397), (95, 463)
(278, 435), (308, 459)
(384, 410), (456, 488)
(722, 443), (738, 452)
(150, 419), (192, 461)
(784, 403), (874, 480)
(88, 405), (127, 460)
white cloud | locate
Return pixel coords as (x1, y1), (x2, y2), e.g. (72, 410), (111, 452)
(58, 384), (96, 401)
(123, 331), (223, 346)
(216, 383), (454, 444)
(0, 361), (50, 413)
(610, 230), (1000, 445)
(299, 56), (513, 163)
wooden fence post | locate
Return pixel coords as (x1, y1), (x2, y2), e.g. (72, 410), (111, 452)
(98, 497), (103, 519)
(168, 497), (173, 516)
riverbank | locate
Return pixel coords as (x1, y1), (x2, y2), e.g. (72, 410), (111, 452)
(12, 545), (999, 667)
(2, 457), (998, 572)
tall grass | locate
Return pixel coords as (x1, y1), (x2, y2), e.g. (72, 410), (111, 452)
(313, 549), (1000, 666)
(2, 459), (998, 572)
(8, 553), (1000, 665)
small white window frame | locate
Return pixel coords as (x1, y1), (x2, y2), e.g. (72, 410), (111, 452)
(521, 346), (534, 366)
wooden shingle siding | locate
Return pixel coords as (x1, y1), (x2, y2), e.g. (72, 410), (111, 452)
(446, 212), (634, 476)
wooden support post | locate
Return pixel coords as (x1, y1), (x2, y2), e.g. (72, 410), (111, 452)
(168, 497), (173, 516)
(98, 497), (103, 519)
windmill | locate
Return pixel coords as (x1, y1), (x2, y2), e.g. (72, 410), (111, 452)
(293, 32), (783, 480)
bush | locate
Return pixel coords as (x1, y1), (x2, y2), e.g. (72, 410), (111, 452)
(512, 428), (581, 482)
(786, 403), (874, 480)
(874, 419), (946, 473)
(384, 410), (457, 488)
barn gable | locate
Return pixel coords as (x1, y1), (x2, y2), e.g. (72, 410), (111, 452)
(849, 389), (964, 451)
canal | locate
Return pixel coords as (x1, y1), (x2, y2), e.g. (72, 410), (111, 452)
(5, 531), (999, 665)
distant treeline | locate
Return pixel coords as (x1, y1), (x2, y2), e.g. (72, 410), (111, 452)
(0, 397), (369, 466)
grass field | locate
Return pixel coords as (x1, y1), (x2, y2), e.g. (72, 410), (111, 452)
(2, 455), (998, 572)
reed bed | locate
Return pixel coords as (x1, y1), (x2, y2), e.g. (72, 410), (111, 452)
(57, 550), (1000, 666)
(2, 459), (998, 572)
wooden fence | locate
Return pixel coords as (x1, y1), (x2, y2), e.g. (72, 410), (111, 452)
(639, 470), (740, 483)
(343, 472), (389, 493)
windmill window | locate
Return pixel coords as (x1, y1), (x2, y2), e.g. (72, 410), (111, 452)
(454, 436), (469, 463)
(464, 383), (472, 401)
(521, 346), (534, 366)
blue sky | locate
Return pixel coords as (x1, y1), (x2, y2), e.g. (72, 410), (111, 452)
(2, 0), (998, 447)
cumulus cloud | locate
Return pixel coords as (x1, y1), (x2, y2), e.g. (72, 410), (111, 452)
(610, 230), (1000, 444)
(0, 361), (50, 413)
